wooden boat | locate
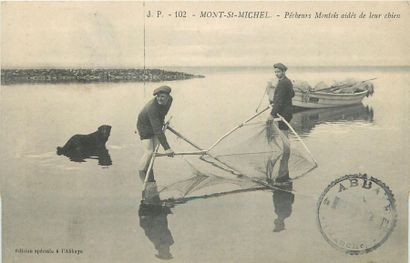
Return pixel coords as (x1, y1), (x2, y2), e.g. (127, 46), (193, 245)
(292, 89), (369, 109)
(291, 78), (375, 109)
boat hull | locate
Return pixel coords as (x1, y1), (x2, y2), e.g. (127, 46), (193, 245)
(292, 90), (368, 109)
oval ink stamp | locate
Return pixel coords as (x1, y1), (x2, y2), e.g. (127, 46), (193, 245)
(317, 173), (397, 255)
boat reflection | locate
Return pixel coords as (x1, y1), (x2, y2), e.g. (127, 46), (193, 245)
(139, 183), (174, 260)
(290, 103), (374, 135)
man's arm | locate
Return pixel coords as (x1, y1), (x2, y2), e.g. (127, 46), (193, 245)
(148, 110), (171, 150)
(271, 83), (286, 117)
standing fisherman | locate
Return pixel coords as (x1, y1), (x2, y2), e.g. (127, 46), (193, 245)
(267, 63), (295, 183)
(137, 86), (174, 182)
(267, 63), (295, 133)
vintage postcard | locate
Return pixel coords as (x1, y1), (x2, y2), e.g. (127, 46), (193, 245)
(1, 1), (409, 262)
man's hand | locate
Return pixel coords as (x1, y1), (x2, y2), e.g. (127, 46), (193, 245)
(165, 149), (175, 157)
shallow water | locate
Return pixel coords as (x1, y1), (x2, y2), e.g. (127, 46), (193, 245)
(1, 67), (409, 262)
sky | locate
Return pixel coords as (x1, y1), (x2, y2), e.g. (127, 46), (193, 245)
(1, 1), (409, 68)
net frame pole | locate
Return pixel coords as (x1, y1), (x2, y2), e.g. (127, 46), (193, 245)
(255, 86), (268, 113)
(207, 106), (271, 152)
(277, 113), (318, 167)
(156, 151), (206, 157)
(166, 126), (204, 151)
(163, 186), (269, 206)
(166, 126), (243, 175)
(142, 118), (172, 199)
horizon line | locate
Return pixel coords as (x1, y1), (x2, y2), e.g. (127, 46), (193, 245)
(2, 65), (410, 70)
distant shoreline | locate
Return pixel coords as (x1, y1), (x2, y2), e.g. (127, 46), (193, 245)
(162, 65), (410, 71)
(0, 68), (205, 85)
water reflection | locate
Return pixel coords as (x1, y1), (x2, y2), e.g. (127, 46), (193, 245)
(272, 183), (294, 232)
(265, 134), (295, 232)
(139, 183), (174, 260)
(57, 146), (112, 166)
(266, 141), (291, 183)
(138, 180), (296, 262)
(138, 124), (299, 259)
(138, 176), (296, 262)
(266, 120), (292, 183)
(291, 104), (374, 135)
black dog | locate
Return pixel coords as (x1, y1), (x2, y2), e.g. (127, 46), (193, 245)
(57, 125), (112, 166)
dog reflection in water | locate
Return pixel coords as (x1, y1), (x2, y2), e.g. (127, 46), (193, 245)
(56, 125), (112, 166)
(139, 183), (174, 260)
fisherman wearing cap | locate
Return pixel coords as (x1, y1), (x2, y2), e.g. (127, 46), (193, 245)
(267, 63), (295, 131)
(137, 85), (174, 182)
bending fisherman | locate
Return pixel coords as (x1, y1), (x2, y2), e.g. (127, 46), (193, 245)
(137, 85), (174, 182)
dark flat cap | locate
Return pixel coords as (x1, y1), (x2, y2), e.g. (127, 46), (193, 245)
(153, 85), (172, 96)
(273, 63), (288, 71)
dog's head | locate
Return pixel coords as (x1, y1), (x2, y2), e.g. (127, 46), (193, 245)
(98, 125), (111, 141)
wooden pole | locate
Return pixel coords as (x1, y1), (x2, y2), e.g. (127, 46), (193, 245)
(142, 118), (172, 200)
(277, 114), (318, 168)
(255, 86), (268, 113)
(156, 151), (206, 157)
(167, 126), (242, 175)
(207, 106), (270, 151)
(167, 126), (203, 151)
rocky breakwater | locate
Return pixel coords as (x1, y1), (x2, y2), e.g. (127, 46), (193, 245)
(1, 68), (205, 85)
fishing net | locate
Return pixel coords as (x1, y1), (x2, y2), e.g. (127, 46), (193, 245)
(204, 110), (317, 182)
(145, 109), (317, 204)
